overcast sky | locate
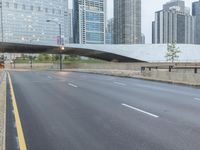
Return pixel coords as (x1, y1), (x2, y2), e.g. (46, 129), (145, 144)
(69, 0), (197, 43)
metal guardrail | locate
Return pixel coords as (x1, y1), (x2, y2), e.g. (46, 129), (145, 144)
(141, 65), (200, 74)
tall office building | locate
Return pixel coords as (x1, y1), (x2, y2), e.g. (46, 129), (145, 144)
(141, 34), (145, 44)
(192, 0), (200, 44)
(68, 9), (73, 43)
(106, 18), (113, 44)
(0, 0), (67, 46)
(152, 21), (155, 44)
(114, 0), (141, 44)
(163, 0), (186, 13)
(65, 9), (73, 44)
(64, 0), (69, 44)
(73, 0), (106, 44)
(152, 0), (195, 44)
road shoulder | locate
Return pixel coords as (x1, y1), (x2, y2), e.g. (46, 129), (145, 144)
(0, 71), (6, 150)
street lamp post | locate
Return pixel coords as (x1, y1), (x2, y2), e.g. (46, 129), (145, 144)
(46, 20), (63, 71)
(29, 40), (33, 69)
(13, 54), (16, 69)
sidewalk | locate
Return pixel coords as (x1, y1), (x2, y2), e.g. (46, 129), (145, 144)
(0, 71), (6, 150)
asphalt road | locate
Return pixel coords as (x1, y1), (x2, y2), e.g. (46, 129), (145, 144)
(7, 71), (200, 150)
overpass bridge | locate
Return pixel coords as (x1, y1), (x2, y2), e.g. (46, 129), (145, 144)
(1, 42), (200, 62)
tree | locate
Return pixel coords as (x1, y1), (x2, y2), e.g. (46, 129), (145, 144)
(37, 54), (51, 62)
(165, 42), (181, 62)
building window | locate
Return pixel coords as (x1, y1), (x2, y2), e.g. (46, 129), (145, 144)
(22, 4), (25, 10)
(38, 7), (41, 11)
(5, 2), (9, 8)
(45, 8), (48, 13)
(58, 10), (61, 15)
(30, 5), (33, 11)
(14, 3), (18, 9)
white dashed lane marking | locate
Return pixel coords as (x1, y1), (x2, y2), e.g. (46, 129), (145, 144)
(122, 103), (159, 118)
(68, 83), (78, 88)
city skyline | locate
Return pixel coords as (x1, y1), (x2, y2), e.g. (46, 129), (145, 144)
(69, 0), (197, 43)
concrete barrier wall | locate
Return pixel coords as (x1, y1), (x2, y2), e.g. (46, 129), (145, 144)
(142, 70), (200, 85)
(54, 63), (151, 70)
(5, 63), (54, 70)
(55, 62), (200, 70)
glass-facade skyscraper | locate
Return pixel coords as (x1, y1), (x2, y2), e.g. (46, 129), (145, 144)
(114, 0), (142, 44)
(0, 0), (67, 46)
(106, 18), (113, 44)
(152, 0), (195, 44)
(73, 0), (106, 44)
(192, 0), (200, 44)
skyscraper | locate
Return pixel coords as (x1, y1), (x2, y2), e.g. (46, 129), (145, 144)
(163, 0), (185, 13)
(106, 18), (113, 44)
(141, 34), (145, 44)
(65, 9), (73, 44)
(152, 0), (195, 44)
(0, 0), (67, 46)
(73, 0), (106, 44)
(192, 0), (200, 44)
(64, 0), (69, 44)
(114, 0), (141, 44)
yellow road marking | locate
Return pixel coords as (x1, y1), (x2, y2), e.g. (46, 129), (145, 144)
(8, 72), (27, 150)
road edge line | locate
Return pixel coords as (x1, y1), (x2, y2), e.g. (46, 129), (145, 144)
(8, 72), (27, 150)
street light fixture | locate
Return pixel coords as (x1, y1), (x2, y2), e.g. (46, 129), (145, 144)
(46, 19), (64, 71)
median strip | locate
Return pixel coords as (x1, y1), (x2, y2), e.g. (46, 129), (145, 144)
(8, 72), (27, 150)
(122, 103), (159, 118)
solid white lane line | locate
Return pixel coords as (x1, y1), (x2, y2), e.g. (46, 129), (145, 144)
(194, 98), (200, 101)
(68, 83), (78, 88)
(114, 82), (126, 86)
(122, 103), (159, 118)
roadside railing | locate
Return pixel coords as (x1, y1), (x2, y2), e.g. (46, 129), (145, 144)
(141, 64), (200, 74)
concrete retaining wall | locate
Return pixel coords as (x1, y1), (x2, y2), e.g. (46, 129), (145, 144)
(53, 63), (146, 70)
(5, 63), (54, 70)
(142, 70), (200, 85)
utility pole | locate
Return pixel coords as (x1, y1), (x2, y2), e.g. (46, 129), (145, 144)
(46, 20), (64, 71)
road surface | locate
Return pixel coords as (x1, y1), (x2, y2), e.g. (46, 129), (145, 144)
(6, 71), (200, 150)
